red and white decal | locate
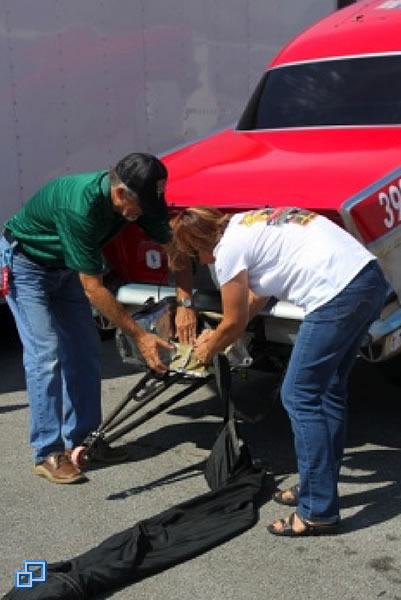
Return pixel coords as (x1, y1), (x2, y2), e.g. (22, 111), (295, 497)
(341, 166), (401, 300)
(349, 177), (401, 244)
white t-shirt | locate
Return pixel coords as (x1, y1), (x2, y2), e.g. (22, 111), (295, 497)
(213, 208), (375, 315)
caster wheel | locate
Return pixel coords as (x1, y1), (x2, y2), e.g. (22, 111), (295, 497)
(71, 446), (90, 468)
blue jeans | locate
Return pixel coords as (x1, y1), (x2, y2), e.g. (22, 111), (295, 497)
(0, 236), (101, 462)
(281, 260), (387, 523)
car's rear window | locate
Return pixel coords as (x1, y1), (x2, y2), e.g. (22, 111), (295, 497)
(237, 55), (401, 129)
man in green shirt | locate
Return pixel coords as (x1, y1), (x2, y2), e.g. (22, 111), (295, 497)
(0, 153), (196, 485)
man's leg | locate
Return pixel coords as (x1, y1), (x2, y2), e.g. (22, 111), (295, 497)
(50, 269), (102, 449)
(51, 269), (130, 464)
(1, 238), (86, 482)
(4, 251), (65, 462)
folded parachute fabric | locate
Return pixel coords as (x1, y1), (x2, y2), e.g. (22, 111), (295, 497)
(168, 342), (208, 377)
(168, 335), (253, 378)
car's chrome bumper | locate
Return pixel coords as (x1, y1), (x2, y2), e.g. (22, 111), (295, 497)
(116, 283), (177, 307)
(116, 282), (401, 360)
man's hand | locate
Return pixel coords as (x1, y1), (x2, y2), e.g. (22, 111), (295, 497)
(175, 306), (197, 344)
(135, 331), (174, 373)
(173, 254), (197, 344)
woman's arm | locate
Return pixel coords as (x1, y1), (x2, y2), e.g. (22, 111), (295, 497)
(194, 270), (249, 363)
(248, 288), (269, 320)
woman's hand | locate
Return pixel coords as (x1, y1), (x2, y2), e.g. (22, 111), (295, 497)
(194, 339), (212, 365)
(195, 328), (214, 345)
(194, 329), (215, 364)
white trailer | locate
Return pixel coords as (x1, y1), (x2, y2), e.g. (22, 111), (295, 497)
(1, 0), (338, 230)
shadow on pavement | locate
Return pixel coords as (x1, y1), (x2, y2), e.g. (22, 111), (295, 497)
(98, 357), (401, 536)
(338, 359), (401, 533)
(0, 403), (28, 414)
(106, 461), (206, 501)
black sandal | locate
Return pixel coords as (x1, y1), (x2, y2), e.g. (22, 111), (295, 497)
(273, 484), (299, 507)
(267, 512), (340, 537)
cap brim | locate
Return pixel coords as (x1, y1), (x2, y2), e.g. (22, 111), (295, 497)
(139, 193), (169, 220)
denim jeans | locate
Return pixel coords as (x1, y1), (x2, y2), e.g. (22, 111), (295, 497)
(0, 236), (101, 462)
(281, 260), (387, 523)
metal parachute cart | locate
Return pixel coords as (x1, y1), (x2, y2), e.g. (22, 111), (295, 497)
(70, 296), (270, 468)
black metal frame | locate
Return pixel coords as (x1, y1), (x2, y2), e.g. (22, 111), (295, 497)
(79, 369), (214, 463)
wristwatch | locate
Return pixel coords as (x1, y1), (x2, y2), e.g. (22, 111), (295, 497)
(177, 297), (194, 308)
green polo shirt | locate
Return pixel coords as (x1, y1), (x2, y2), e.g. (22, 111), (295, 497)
(5, 171), (171, 274)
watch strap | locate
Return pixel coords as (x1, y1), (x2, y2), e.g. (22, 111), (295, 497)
(177, 297), (194, 308)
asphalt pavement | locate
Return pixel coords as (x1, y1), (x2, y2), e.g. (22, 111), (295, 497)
(0, 309), (400, 600)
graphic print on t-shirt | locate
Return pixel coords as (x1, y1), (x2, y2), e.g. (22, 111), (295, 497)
(240, 207), (317, 228)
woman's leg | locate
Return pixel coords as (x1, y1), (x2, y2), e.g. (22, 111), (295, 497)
(281, 261), (387, 523)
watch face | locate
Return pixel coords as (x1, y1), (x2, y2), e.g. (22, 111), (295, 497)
(180, 298), (192, 308)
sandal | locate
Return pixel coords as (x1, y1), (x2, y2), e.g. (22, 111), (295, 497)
(267, 512), (340, 537)
(273, 484), (299, 507)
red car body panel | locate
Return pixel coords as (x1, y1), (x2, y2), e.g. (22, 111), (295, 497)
(105, 0), (401, 290)
(104, 226), (169, 285)
(163, 127), (401, 213)
(271, 0), (401, 65)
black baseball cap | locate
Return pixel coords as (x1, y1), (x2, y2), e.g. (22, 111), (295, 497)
(114, 153), (168, 219)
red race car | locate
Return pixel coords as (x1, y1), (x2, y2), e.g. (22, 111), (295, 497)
(106, 0), (401, 381)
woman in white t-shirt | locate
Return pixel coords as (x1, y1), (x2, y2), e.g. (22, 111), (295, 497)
(168, 206), (387, 537)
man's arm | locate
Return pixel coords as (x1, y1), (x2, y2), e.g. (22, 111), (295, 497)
(174, 255), (197, 344)
(79, 273), (173, 373)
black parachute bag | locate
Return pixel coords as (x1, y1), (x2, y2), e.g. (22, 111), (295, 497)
(3, 467), (269, 600)
(204, 353), (253, 491)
